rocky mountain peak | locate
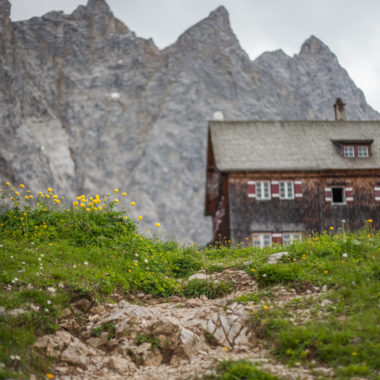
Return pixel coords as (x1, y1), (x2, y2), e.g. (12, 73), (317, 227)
(0, 0), (11, 22)
(173, 5), (239, 50)
(299, 35), (335, 57)
(86, 0), (112, 15)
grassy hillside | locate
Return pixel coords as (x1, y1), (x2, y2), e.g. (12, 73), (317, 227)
(0, 183), (379, 379)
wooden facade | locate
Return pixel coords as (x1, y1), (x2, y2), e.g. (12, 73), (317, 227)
(205, 114), (380, 246)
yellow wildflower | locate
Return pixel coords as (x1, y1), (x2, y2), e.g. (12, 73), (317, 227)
(20, 184), (25, 189)
(73, 201), (78, 207)
(329, 226), (334, 230)
(24, 196), (29, 200)
(251, 268), (255, 272)
(54, 199), (60, 204)
(98, 206), (102, 211)
(114, 199), (119, 203)
(53, 195), (58, 199)
(85, 208), (90, 212)
(264, 305), (269, 310)
(46, 194), (50, 199)
(5, 182), (10, 186)
(46, 374), (54, 379)
(138, 216), (143, 220)
(122, 192), (126, 196)
(47, 188), (52, 193)
(114, 188), (119, 193)
(15, 192), (20, 196)
(130, 201), (135, 206)
(80, 203), (85, 208)
(27, 190), (31, 193)
(368, 219), (373, 223)
(324, 270), (328, 275)
(155, 223), (160, 227)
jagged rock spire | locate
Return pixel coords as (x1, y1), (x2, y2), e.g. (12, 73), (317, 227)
(299, 35), (335, 57)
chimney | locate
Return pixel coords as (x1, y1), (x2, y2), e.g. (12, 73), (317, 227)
(213, 111), (224, 121)
(334, 98), (346, 121)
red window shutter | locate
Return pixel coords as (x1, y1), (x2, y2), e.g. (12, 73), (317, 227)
(345, 187), (353, 203)
(374, 187), (380, 201)
(271, 181), (279, 197)
(272, 233), (283, 245)
(325, 187), (332, 202)
(247, 181), (256, 198)
(294, 181), (303, 198)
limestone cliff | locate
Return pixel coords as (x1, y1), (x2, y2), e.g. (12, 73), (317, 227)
(1, 1), (379, 242)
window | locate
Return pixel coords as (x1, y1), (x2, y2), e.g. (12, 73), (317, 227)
(256, 182), (271, 200)
(279, 181), (294, 199)
(343, 146), (354, 157)
(332, 187), (345, 204)
(283, 233), (301, 246)
(357, 146), (369, 157)
(341, 144), (371, 158)
(252, 233), (272, 248)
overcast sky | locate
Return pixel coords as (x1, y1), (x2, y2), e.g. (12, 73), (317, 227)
(10, 0), (380, 112)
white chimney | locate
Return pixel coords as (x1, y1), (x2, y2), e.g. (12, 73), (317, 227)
(213, 111), (224, 121)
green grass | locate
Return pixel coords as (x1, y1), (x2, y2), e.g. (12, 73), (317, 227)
(183, 279), (234, 299)
(0, 183), (379, 379)
(202, 360), (280, 379)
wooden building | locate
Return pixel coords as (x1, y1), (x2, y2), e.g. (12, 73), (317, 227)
(205, 100), (380, 247)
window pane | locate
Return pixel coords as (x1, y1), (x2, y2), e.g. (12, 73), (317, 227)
(287, 182), (293, 198)
(263, 234), (271, 246)
(344, 146), (354, 157)
(283, 234), (290, 246)
(358, 146), (368, 157)
(332, 187), (344, 203)
(264, 182), (270, 198)
(252, 235), (261, 247)
(257, 183), (262, 198)
(280, 182), (285, 198)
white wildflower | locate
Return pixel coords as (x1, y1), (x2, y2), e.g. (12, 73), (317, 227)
(47, 300), (51, 305)
(144, 259), (148, 263)
(84, 261), (88, 266)
(262, 274), (267, 278)
(73, 264), (77, 269)
(342, 253), (348, 258)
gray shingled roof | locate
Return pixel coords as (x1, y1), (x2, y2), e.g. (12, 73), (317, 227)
(209, 120), (380, 171)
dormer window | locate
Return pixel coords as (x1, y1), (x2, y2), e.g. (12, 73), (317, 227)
(332, 140), (373, 158)
(343, 146), (354, 157)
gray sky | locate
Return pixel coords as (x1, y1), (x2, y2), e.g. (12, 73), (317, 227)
(10, 0), (380, 112)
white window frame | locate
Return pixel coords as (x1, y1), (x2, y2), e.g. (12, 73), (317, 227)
(343, 146), (354, 158)
(252, 233), (272, 248)
(357, 146), (369, 158)
(256, 181), (271, 200)
(331, 186), (346, 205)
(279, 181), (294, 199)
(283, 233), (301, 246)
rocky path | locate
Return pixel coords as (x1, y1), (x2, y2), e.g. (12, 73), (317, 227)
(33, 269), (334, 379)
